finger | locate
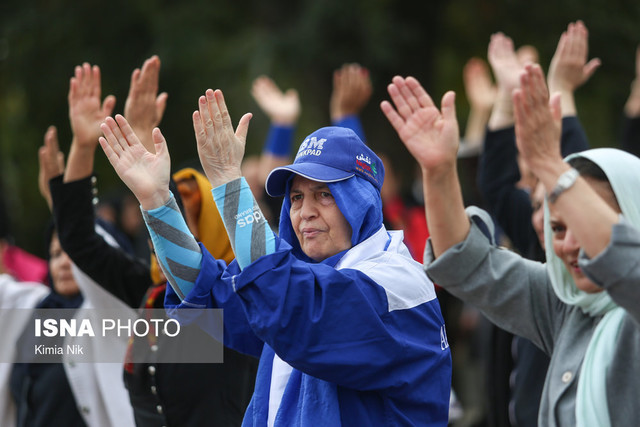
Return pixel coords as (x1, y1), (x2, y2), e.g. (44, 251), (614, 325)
(140, 56), (160, 92)
(99, 136), (120, 164)
(193, 110), (206, 146)
(380, 100), (405, 134)
(548, 92), (562, 123)
(405, 76), (435, 109)
(235, 113), (252, 142)
(68, 77), (77, 103)
(102, 95), (117, 117)
(102, 116), (128, 151)
(151, 127), (168, 158)
(114, 114), (142, 148)
(81, 63), (92, 95)
(395, 75), (421, 112)
(512, 88), (526, 130)
(440, 91), (457, 124)
(56, 152), (65, 173)
(388, 77), (414, 120)
(129, 68), (141, 95)
(199, 94), (214, 138)
(156, 92), (168, 121)
(530, 64), (549, 104)
(214, 90), (234, 130)
(92, 65), (102, 100)
(205, 89), (222, 132)
(44, 125), (60, 153)
(582, 58), (601, 81)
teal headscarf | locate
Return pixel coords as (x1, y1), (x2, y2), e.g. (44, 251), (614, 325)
(543, 148), (640, 427)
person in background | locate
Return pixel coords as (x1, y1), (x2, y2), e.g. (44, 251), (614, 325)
(621, 45), (640, 157)
(477, 22), (598, 426)
(49, 57), (257, 426)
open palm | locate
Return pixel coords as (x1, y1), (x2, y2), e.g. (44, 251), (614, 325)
(381, 76), (459, 171)
(99, 115), (170, 209)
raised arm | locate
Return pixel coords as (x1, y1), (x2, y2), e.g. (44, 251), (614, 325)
(381, 76), (468, 257)
(124, 55), (168, 153)
(65, 63), (116, 182)
(513, 64), (618, 258)
(462, 57), (496, 148)
(99, 115), (171, 210)
(487, 33), (525, 130)
(250, 76), (299, 182)
(330, 63), (371, 141)
(547, 20), (600, 117)
(38, 126), (65, 210)
(622, 46), (640, 157)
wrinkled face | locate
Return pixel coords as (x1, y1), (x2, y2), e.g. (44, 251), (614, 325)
(549, 176), (620, 293)
(289, 175), (352, 262)
(531, 181), (546, 249)
(49, 234), (80, 297)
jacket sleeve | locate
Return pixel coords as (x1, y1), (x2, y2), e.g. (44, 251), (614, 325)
(579, 217), (640, 326)
(163, 243), (264, 358)
(230, 237), (447, 391)
(425, 207), (565, 356)
(50, 175), (151, 308)
(333, 115), (366, 143)
(477, 126), (534, 254)
(620, 115), (640, 158)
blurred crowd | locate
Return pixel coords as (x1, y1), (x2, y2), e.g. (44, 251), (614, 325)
(1, 19), (639, 427)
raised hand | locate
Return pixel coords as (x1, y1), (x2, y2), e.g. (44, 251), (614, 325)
(68, 63), (116, 149)
(38, 126), (65, 210)
(124, 55), (168, 152)
(99, 115), (170, 210)
(513, 64), (563, 177)
(547, 21), (600, 116)
(193, 89), (252, 188)
(488, 33), (524, 94)
(548, 21), (600, 95)
(330, 63), (373, 122)
(251, 76), (299, 126)
(624, 46), (640, 117)
(463, 58), (496, 112)
(380, 76), (459, 173)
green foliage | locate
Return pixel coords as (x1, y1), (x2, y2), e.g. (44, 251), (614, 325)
(1, 0), (639, 254)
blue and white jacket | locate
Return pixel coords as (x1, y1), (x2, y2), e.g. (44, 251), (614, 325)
(164, 223), (451, 426)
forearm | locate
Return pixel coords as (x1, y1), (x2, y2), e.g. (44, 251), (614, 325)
(487, 90), (514, 131)
(333, 115), (366, 142)
(422, 165), (470, 258)
(142, 193), (203, 299)
(63, 139), (96, 182)
(579, 218), (640, 324)
(538, 161), (618, 258)
(463, 106), (491, 144)
(212, 177), (276, 269)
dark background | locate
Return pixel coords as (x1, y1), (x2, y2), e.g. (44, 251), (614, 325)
(2, 0), (639, 256)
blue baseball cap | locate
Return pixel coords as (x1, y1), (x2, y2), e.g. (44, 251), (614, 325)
(265, 126), (385, 197)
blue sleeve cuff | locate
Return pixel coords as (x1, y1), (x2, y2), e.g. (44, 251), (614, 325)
(264, 124), (295, 157)
(333, 115), (366, 143)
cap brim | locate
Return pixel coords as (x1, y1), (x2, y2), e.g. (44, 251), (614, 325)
(265, 163), (355, 197)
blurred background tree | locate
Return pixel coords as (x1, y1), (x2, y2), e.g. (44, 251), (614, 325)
(1, 0), (639, 256)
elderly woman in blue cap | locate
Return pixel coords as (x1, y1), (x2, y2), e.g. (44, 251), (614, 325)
(98, 88), (452, 426)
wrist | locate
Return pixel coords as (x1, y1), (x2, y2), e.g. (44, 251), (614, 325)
(546, 167), (579, 204)
(207, 169), (242, 189)
(534, 160), (572, 193)
(139, 189), (172, 211)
